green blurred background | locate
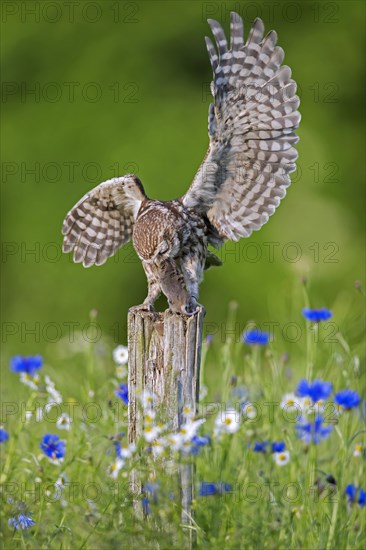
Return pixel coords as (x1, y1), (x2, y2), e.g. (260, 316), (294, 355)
(1, 0), (365, 363)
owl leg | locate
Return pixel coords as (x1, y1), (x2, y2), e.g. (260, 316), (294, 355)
(142, 261), (161, 311)
(180, 252), (204, 314)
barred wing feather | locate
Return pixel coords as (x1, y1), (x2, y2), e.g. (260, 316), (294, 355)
(183, 13), (301, 240)
(62, 177), (135, 267)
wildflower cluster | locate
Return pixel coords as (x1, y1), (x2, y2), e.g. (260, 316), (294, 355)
(144, 398), (208, 458)
(107, 436), (136, 479)
(253, 440), (291, 466)
(280, 379), (362, 445)
(2, 302), (364, 546)
(345, 484), (366, 508)
(10, 355), (70, 428)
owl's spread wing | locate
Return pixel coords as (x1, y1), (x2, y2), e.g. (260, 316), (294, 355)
(183, 13), (301, 240)
(62, 177), (136, 267)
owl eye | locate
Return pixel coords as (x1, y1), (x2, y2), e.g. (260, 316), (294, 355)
(158, 242), (169, 255)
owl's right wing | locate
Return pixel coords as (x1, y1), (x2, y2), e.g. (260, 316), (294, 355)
(62, 177), (136, 267)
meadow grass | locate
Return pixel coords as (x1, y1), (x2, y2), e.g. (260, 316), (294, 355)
(1, 284), (365, 550)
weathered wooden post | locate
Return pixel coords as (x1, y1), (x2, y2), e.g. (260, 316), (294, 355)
(128, 306), (205, 541)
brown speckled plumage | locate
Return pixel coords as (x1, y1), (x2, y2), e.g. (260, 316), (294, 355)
(62, 13), (300, 314)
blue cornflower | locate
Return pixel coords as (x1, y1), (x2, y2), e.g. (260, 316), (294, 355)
(253, 441), (268, 453)
(115, 383), (128, 404)
(334, 389), (361, 410)
(199, 482), (232, 496)
(40, 434), (66, 460)
(345, 484), (357, 501)
(8, 513), (35, 530)
(271, 441), (286, 453)
(0, 428), (9, 443)
(142, 482), (158, 514)
(297, 379), (332, 403)
(190, 435), (210, 455)
(199, 482), (218, 496)
(345, 484), (366, 507)
(142, 497), (150, 515)
(145, 482), (158, 503)
(302, 308), (332, 322)
(113, 441), (122, 458)
(10, 355), (43, 375)
(296, 415), (333, 444)
(243, 329), (269, 345)
(359, 489), (366, 507)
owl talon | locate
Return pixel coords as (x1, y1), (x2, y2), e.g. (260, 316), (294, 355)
(128, 303), (156, 314)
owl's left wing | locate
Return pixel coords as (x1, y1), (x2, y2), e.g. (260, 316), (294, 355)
(183, 13), (301, 240)
(62, 177), (135, 267)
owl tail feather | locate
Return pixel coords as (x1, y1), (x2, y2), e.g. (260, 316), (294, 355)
(204, 251), (222, 270)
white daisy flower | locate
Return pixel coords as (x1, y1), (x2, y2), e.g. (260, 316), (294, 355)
(182, 405), (195, 421)
(56, 413), (72, 431)
(140, 390), (154, 410)
(180, 419), (205, 441)
(166, 433), (185, 452)
(280, 393), (303, 413)
(144, 410), (156, 424)
(20, 373), (40, 390)
(54, 473), (69, 499)
(151, 438), (167, 458)
(333, 402), (344, 416)
(45, 376), (63, 404)
(242, 402), (258, 420)
(113, 345), (128, 365)
(273, 450), (290, 466)
(308, 399), (326, 415)
(291, 506), (302, 518)
(55, 472), (68, 490)
(300, 396), (313, 414)
(180, 439), (196, 454)
(116, 365), (127, 379)
(353, 443), (363, 457)
(214, 408), (240, 436)
(143, 424), (164, 443)
(107, 459), (125, 479)
(118, 442), (136, 459)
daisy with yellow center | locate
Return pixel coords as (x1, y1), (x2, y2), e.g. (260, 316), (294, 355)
(107, 459), (124, 479)
(333, 403), (344, 416)
(280, 393), (303, 412)
(273, 450), (290, 466)
(116, 365), (127, 379)
(353, 443), (363, 457)
(20, 373), (40, 390)
(214, 408), (240, 436)
(242, 403), (257, 420)
(144, 411), (156, 424)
